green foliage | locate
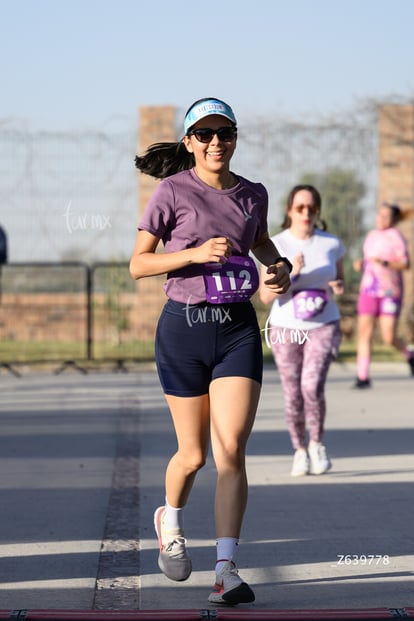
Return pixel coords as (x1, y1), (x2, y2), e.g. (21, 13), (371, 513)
(297, 169), (367, 291)
(94, 264), (132, 345)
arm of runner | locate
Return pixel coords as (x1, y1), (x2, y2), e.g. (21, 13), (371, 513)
(328, 259), (345, 295)
(129, 230), (232, 279)
(251, 233), (291, 294)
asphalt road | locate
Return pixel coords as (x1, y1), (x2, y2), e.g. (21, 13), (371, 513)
(0, 360), (413, 614)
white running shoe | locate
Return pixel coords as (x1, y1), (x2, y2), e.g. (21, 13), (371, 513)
(208, 560), (255, 605)
(308, 442), (332, 475)
(291, 449), (310, 476)
(153, 506), (192, 581)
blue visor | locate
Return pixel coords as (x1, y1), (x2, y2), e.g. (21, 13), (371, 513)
(184, 99), (237, 134)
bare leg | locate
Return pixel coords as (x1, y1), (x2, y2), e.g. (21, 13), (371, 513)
(164, 393), (210, 508)
(379, 314), (406, 353)
(356, 314), (376, 379)
(154, 394), (208, 582)
(357, 314), (376, 358)
(209, 376), (260, 538)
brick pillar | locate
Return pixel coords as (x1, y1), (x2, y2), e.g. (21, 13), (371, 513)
(378, 104), (414, 342)
(137, 106), (176, 216)
(134, 106), (177, 342)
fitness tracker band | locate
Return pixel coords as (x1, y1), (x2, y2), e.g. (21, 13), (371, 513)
(274, 256), (293, 273)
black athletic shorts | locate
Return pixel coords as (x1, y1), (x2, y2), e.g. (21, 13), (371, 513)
(155, 299), (263, 397)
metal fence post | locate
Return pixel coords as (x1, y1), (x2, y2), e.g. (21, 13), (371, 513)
(87, 264), (93, 361)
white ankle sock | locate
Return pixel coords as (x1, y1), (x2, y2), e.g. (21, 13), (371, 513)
(215, 537), (239, 572)
(163, 498), (184, 532)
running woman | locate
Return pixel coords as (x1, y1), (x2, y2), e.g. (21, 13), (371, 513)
(130, 98), (291, 604)
(259, 185), (345, 477)
(353, 201), (414, 388)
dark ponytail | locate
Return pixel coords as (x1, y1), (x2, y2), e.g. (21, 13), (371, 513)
(135, 97), (234, 179)
(135, 141), (195, 179)
(382, 202), (402, 225)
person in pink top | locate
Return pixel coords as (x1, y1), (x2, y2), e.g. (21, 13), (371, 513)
(353, 202), (414, 388)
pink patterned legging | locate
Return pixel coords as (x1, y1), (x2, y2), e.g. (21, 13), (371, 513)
(269, 321), (342, 450)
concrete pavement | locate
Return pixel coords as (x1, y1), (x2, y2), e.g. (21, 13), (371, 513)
(0, 360), (413, 613)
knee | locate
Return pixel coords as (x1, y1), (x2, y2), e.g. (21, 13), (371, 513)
(382, 333), (395, 347)
(177, 449), (206, 474)
(214, 441), (245, 472)
(301, 381), (322, 402)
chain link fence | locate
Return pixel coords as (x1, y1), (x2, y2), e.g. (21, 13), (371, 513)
(0, 112), (378, 265)
(1, 108), (400, 371)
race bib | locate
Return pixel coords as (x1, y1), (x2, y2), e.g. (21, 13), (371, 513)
(381, 298), (399, 315)
(203, 255), (259, 304)
(292, 289), (328, 320)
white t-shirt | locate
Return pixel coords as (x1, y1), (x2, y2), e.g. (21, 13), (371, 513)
(267, 228), (345, 331)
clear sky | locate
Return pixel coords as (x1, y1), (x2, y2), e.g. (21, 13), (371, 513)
(2, 0), (414, 131)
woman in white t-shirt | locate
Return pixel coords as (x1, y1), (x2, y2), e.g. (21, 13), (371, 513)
(259, 185), (345, 477)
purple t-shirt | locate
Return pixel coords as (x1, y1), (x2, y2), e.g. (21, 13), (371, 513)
(138, 169), (269, 303)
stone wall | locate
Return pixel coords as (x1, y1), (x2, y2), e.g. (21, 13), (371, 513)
(0, 277), (166, 362)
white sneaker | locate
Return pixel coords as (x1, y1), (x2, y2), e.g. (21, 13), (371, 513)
(291, 449), (310, 476)
(154, 506), (192, 581)
(208, 560), (255, 605)
(308, 442), (331, 475)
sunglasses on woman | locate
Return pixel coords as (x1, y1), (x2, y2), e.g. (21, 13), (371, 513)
(188, 126), (237, 143)
(293, 205), (320, 215)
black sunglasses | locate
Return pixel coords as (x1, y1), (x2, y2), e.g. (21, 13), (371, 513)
(188, 126), (237, 143)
